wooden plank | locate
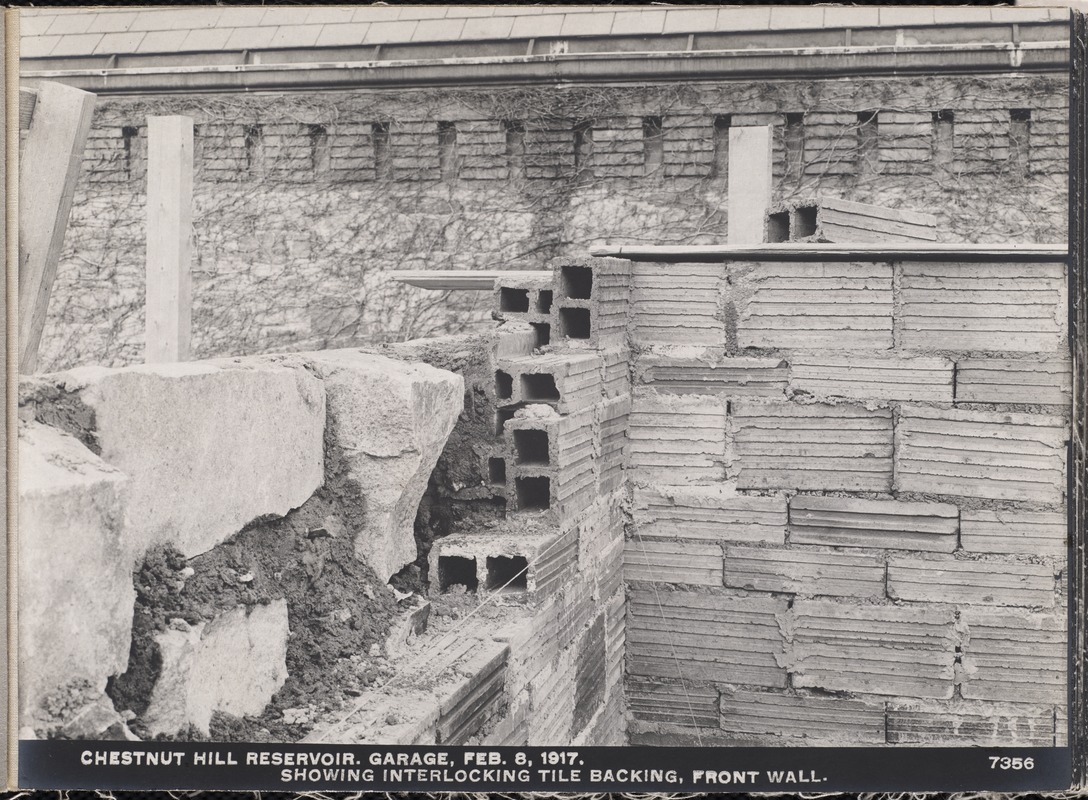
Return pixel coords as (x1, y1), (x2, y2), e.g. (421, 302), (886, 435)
(819, 196), (937, 227)
(145, 115), (193, 364)
(589, 243), (1068, 262)
(392, 269), (546, 291)
(727, 125), (772, 245)
(17, 80), (96, 373)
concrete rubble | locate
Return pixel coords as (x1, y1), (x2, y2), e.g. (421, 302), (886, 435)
(17, 420), (133, 729)
(299, 350), (464, 581)
(142, 600), (290, 736)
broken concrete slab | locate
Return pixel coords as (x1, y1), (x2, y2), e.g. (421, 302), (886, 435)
(26, 359), (326, 558)
(300, 349), (463, 581)
(18, 420), (133, 726)
(142, 600), (289, 736)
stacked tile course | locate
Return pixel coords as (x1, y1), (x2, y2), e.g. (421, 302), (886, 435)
(424, 255), (635, 745)
(622, 246), (1069, 746)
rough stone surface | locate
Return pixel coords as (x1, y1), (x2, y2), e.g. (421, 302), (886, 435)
(38, 77), (1068, 374)
(142, 600), (290, 736)
(300, 349), (464, 580)
(29, 360), (326, 558)
(18, 420), (133, 725)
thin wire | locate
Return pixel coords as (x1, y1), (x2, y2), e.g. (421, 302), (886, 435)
(314, 556), (535, 742)
(630, 523), (705, 745)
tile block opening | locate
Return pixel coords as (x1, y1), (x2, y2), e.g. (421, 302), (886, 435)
(486, 555), (529, 593)
(520, 372), (560, 402)
(495, 370), (513, 400)
(515, 476), (551, 512)
(439, 555), (478, 592)
(795, 205), (818, 238)
(531, 322), (551, 348)
(559, 307), (592, 340)
(536, 290), (553, 313)
(495, 405), (520, 435)
(513, 429), (550, 465)
(488, 457), (507, 485)
(499, 287), (530, 313)
(560, 265), (593, 300)
(766, 211), (790, 243)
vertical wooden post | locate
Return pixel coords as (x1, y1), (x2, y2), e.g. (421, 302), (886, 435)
(1, 10), (11, 787)
(727, 125), (773, 245)
(17, 80), (96, 373)
(145, 116), (193, 364)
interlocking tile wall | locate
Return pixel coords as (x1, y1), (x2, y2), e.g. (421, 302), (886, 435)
(624, 254), (1069, 747)
(423, 256), (634, 745)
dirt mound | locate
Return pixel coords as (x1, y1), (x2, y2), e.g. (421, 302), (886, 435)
(107, 479), (403, 742)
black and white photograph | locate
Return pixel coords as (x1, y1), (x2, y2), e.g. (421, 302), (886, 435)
(9, 2), (1088, 791)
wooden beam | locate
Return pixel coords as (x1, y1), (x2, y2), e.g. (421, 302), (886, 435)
(727, 125), (773, 245)
(17, 80), (96, 373)
(18, 34), (1071, 96)
(2, 11), (11, 788)
(145, 116), (194, 364)
(589, 242), (1069, 263)
(392, 270), (546, 291)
